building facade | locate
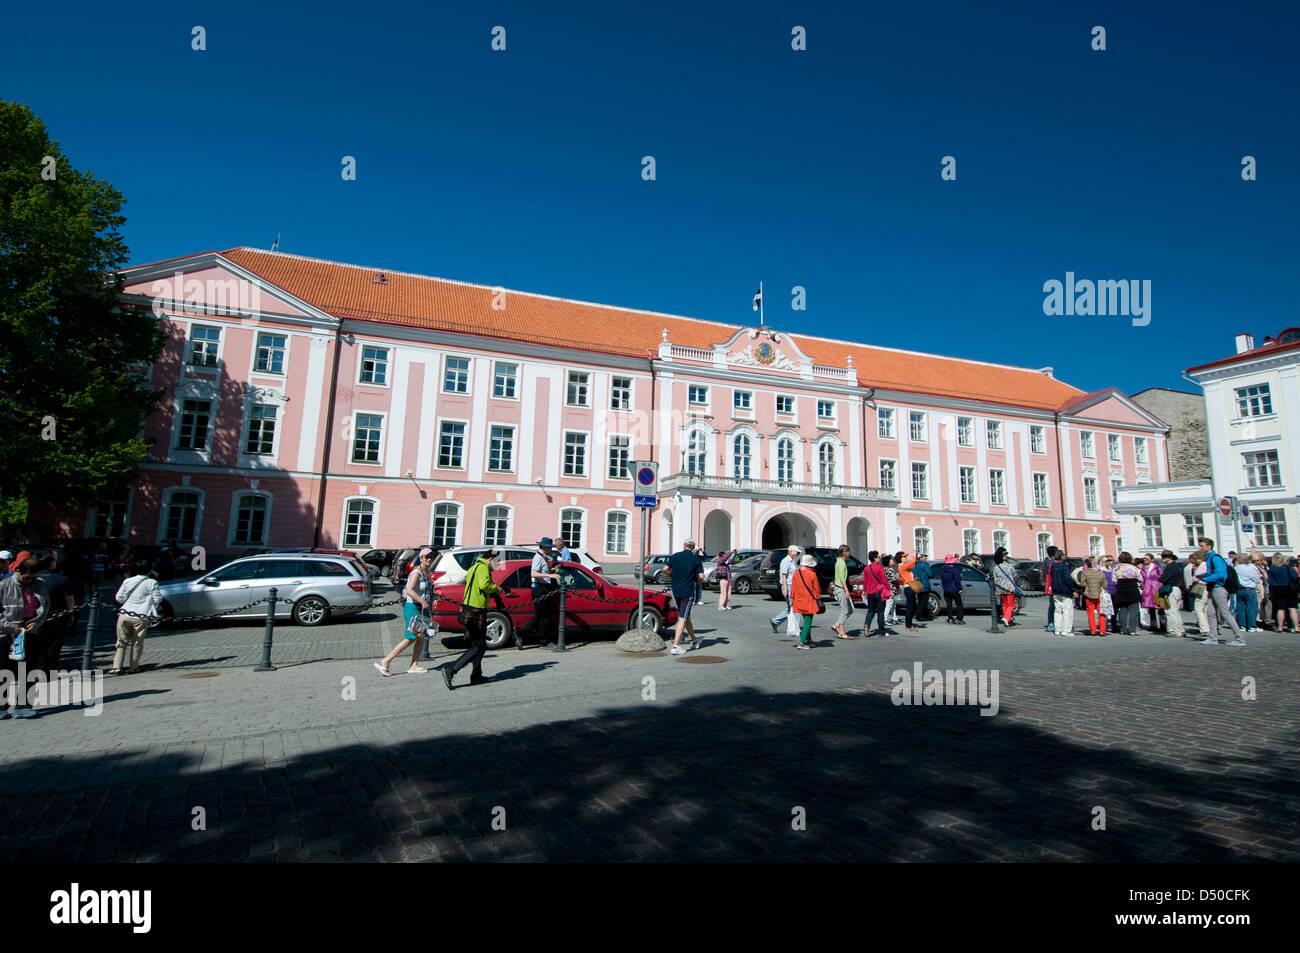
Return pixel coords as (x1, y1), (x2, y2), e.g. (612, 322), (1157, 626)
(1115, 329), (1300, 557)
(78, 248), (1170, 563)
(1130, 387), (1210, 481)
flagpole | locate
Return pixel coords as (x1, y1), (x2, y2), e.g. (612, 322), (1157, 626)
(759, 280), (764, 328)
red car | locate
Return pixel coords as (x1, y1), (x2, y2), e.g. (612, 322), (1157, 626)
(430, 560), (677, 649)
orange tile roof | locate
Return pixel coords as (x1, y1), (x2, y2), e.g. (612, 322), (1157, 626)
(219, 247), (1084, 411)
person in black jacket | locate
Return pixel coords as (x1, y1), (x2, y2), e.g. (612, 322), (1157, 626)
(1157, 550), (1186, 637)
(1048, 551), (1077, 636)
(1042, 546), (1060, 632)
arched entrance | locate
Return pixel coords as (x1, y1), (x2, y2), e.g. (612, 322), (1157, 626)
(660, 510), (674, 553)
(703, 509), (732, 555)
(846, 517), (871, 560)
(760, 512), (819, 550)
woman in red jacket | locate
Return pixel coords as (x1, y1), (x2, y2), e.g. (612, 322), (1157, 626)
(790, 554), (822, 650)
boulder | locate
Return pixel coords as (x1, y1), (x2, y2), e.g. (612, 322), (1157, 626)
(615, 629), (666, 653)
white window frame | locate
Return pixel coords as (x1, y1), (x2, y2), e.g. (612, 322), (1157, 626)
(609, 375), (633, 411)
(228, 490), (273, 548)
(688, 384), (710, 408)
(909, 410), (927, 443)
(1080, 430), (1095, 460)
(1036, 533), (1053, 560)
(993, 530), (1010, 552)
(243, 403), (280, 458)
(340, 496), (380, 549)
(158, 486), (205, 545)
(774, 432), (798, 484)
(429, 501), (462, 549)
(816, 439), (837, 486)
(1107, 433), (1121, 461)
(776, 394), (796, 418)
(1253, 509), (1289, 547)
(989, 468), (1007, 506)
(986, 420), (1003, 450)
(913, 527), (932, 559)
(558, 507), (586, 550)
(1030, 425), (1046, 455)
(493, 361), (519, 400)
(443, 355), (471, 394)
(1242, 450), (1282, 488)
(959, 466), (977, 504)
(1083, 476), (1099, 513)
(1134, 437), (1148, 466)
(487, 423), (516, 474)
(816, 399), (835, 424)
(1141, 515), (1163, 549)
(357, 344), (390, 387)
(437, 418), (469, 470)
(566, 370), (591, 407)
(879, 458), (897, 491)
(252, 331), (288, 376)
(957, 416), (974, 448)
(605, 510), (631, 556)
(351, 411), (385, 466)
(174, 396), (214, 453)
(911, 462), (929, 500)
(482, 503), (513, 546)
(733, 389), (754, 417)
(1183, 514), (1205, 548)
(962, 529), (980, 554)
(607, 433), (631, 480)
(1235, 383), (1273, 418)
(1089, 535), (1104, 558)
(731, 430), (756, 480)
(186, 323), (222, 369)
(878, 407), (896, 439)
(1111, 478), (1124, 504)
(563, 430), (590, 478)
(1032, 472), (1050, 509)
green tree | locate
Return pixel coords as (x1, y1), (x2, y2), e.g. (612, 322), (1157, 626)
(0, 100), (163, 521)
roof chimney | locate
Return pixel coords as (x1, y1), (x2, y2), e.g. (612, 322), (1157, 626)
(1234, 332), (1254, 354)
(1036, 366), (1054, 378)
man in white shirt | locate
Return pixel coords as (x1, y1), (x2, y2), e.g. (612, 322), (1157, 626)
(111, 559), (162, 674)
(769, 545), (803, 634)
(1233, 554), (1263, 633)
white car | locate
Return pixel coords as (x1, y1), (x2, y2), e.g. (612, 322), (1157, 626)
(431, 546), (537, 586)
(569, 550), (603, 574)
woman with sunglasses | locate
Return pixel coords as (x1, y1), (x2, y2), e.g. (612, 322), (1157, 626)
(376, 547), (436, 676)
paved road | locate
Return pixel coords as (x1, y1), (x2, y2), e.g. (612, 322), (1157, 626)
(1, 589), (1296, 862)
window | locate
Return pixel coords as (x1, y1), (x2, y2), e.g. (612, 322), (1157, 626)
(688, 385), (708, 406)
(986, 420), (1002, 450)
(483, 505), (510, 546)
(989, 469), (1006, 506)
(909, 411), (927, 442)
(959, 466), (977, 503)
(684, 430), (706, 475)
(1134, 438), (1148, 465)
(444, 357), (470, 393)
(176, 399), (211, 451)
(605, 512), (629, 555)
(343, 499), (375, 547)
(245, 405), (276, 455)
(776, 395), (795, 416)
(1083, 477), (1099, 512)
(488, 425), (515, 472)
(91, 497), (128, 537)
(957, 416), (973, 447)
(1254, 509), (1289, 547)
(913, 528), (932, 559)
(962, 529), (979, 554)
(1108, 434), (1121, 460)
(911, 462), (929, 500)
(438, 421), (466, 468)
(734, 390), (753, 414)
(1033, 473), (1049, 509)
(352, 413), (384, 464)
(777, 438), (795, 483)
(564, 433), (588, 477)
(1141, 515), (1163, 548)
(1111, 479), (1124, 504)
(879, 459), (896, 491)
(878, 408), (895, 439)
(1236, 384), (1273, 418)
(1243, 450), (1281, 488)
(566, 371), (590, 406)
(233, 494), (268, 546)
(359, 346), (388, 385)
(431, 503), (460, 548)
(733, 434), (752, 479)
(1080, 430), (1095, 459)
(1037, 533), (1053, 560)
(1089, 535), (1104, 558)
(818, 443), (836, 485)
(1030, 425), (1045, 455)
(817, 399), (834, 420)
(559, 509), (584, 549)
(608, 435), (630, 479)
(165, 491), (200, 543)
(1183, 514), (1205, 548)
(188, 325), (220, 366)
(493, 362), (517, 399)
(993, 530), (1010, 552)
(254, 333), (286, 374)
(610, 376), (631, 410)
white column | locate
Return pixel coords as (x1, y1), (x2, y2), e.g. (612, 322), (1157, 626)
(296, 334), (329, 472)
(384, 349), (411, 478)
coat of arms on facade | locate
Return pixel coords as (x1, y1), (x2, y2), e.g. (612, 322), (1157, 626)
(729, 341), (797, 370)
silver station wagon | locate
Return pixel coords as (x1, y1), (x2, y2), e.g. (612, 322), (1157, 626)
(156, 553), (373, 626)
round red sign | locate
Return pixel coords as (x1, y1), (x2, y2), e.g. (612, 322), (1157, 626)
(1218, 497), (1233, 517)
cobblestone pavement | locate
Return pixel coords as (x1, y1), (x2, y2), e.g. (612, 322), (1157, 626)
(1, 591), (1296, 862)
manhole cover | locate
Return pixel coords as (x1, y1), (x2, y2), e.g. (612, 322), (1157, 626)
(678, 655), (727, 664)
(179, 672), (221, 679)
(618, 651), (667, 658)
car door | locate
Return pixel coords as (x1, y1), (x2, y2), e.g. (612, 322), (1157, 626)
(556, 564), (610, 632)
(960, 564), (990, 606)
(493, 566), (535, 630)
(191, 559), (268, 617)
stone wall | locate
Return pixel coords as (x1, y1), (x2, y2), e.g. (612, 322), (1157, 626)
(1131, 388), (1211, 481)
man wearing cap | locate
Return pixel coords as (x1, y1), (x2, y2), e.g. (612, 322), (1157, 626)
(0, 550), (13, 582)
(528, 537), (561, 649)
(668, 539), (706, 655)
(769, 545), (803, 634)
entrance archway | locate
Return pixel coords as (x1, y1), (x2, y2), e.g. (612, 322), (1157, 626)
(760, 512), (819, 550)
(846, 517), (871, 560)
(703, 509), (732, 555)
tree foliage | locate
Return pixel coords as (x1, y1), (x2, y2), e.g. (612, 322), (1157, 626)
(0, 100), (163, 511)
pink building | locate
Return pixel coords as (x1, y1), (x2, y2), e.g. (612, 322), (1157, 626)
(81, 248), (1169, 562)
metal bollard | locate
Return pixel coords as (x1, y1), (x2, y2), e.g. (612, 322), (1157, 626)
(255, 587), (278, 671)
(554, 585), (568, 652)
(81, 591), (100, 671)
(987, 573), (1001, 633)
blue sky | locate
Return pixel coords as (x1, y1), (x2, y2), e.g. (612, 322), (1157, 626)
(4, 0), (1296, 396)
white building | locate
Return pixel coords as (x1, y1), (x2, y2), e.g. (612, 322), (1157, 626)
(1116, 327), (1300, 556)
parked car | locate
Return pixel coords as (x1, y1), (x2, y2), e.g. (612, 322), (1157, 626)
(633, 554), (673, 584)
(847, 560), (1025, 617)
(1012, 559), (1044, 591)
(757, 548), (865, 599)
(430, 546), (538, 586)
(568, 550), (603, 574)
(431, 561), (678, 649)
(360, 549), (398, 576)
(704, 553), (766, 594)
(156, 553), (373, 626)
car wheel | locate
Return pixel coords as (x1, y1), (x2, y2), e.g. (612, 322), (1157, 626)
(1015, 576), (1032, 592)
(734, 577), (752, 595)
(629, 606), (664, 633)
(653, 570), (670, 585)
(157, 601), (175, 624)
(925, 592), (941, 617)
(293, 596), (330, 627)
(1014, 594), (1025, 616)
(484, 611), (513, 650)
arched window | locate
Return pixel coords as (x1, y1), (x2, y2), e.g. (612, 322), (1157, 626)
(733, 433), (752, 480)
(431, 502), (460, 548)
(165, 491), (201, 543)
(1037, 532), (1053, 560)
(1089, 534), (1104, 557)
(605, 511), (630, 555)
(560, 508), (584, 549)
(686, 429), (707, 475)
(818, 442), (836, 486)
(777, 438), (795, 484)
(483, 505), (510, 546)
(343, 498), (377, 548)
(231, 492), (270, 547)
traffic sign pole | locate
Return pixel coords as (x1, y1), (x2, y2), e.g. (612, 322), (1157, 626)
(638, 507), (646, 630)
(632, 461), (659, 632)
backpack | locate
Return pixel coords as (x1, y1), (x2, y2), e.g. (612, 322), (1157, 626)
(1223, 562), (1239, 594)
